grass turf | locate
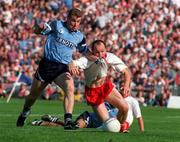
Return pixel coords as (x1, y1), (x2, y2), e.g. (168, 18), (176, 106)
(0, 98), (180, 142)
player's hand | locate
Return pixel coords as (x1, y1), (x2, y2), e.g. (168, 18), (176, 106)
(68, 60), (79, 76)
(33, 22), (44, 34)
(120, 85), (130, 98)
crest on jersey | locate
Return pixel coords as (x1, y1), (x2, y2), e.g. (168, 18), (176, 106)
(59, 28), (64, 34)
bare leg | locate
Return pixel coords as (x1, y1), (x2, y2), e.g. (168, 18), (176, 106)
(92, 103), (109, 123)
(24, 78), (48, 108)
(16, 78), (48, 127)
(105, 88), (128, 124)
(40, 121), (61, 127)
(54, 72), (75, 114)
(54, 72), (77, 129)
(54, 72), (78, 130)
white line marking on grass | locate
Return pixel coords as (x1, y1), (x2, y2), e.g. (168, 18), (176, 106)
(166, 116), (180, 119)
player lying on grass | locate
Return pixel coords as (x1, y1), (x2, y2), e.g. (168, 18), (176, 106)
(31, 96), (144, 132)
(78, 96), (144, 133)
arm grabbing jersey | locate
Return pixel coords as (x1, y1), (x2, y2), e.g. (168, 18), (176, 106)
(74, 52), (128, 86)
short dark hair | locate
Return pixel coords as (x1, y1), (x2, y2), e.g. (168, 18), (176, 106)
(91, 40), (106, 50)
(68, 8), (83, 18)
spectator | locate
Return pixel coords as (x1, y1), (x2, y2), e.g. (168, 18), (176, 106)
(18, 83), (30, 98)
(0, 82), (7, 98)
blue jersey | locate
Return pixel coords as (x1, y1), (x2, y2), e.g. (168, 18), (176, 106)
(41, 20), (88, 64)
(88, 102), (118, 128)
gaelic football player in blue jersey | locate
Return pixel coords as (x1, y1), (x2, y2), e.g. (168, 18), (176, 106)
(16, 8), (95, 130)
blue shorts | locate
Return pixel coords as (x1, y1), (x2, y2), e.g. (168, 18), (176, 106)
(87, 107), (118, 128)
(34, 58), (69, 83)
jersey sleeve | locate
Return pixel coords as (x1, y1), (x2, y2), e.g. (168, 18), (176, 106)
(41, 20), (56, 35)
(106, 53), (128, 72)
(132, 98), (142, 118)
(76, 37), (89, 54)
(74, 56), (88, 69)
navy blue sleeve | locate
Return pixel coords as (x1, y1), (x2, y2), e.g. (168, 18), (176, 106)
(41, 20), (56, 35)
(77, 37), (89, 54)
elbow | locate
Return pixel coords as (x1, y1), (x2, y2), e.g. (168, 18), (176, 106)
(123, 68), (132, 84)
(126, 68), (132, 79)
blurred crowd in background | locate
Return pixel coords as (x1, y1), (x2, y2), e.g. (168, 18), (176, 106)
(0, 0), (179, 107)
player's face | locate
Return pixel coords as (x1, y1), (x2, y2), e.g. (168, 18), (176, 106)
(76, 118), (87, 128)
(67, 15), (82, 32)
(93, 43), (106, 58)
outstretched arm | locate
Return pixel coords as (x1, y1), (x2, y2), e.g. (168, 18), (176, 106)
(33, 21), (44, 34)
(137, 117), (144, 132)
(68, 60), (80, 75)
(107, 53), (132, 98)
(77, 37), (98, 62)
(120, 68), (132, 98)
(33, 21), (53, 35)
(68, 56), (88, 75)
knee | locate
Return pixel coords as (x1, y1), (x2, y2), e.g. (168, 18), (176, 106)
(121, 102), (129, 113)
(27, 93), (38, 100)
(65, 82), (74, 94)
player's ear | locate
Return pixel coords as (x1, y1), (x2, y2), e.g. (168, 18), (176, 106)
(90, 42), (95, 51)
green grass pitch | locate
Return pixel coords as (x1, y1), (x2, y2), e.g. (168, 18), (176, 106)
(0, 98), (180, 142)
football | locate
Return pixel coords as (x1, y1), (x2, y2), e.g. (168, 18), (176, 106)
(104, 118), (121, 133)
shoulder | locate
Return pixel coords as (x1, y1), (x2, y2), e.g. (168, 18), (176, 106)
(56, 20), (64, 27)
(106, 52), (121, 62)
(76, 30), (84, 35)
(48, 20), (63, 30)
(75, 30), (84, 39)
(127, 96), (139, 107)
(106, 52), (117, 58)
